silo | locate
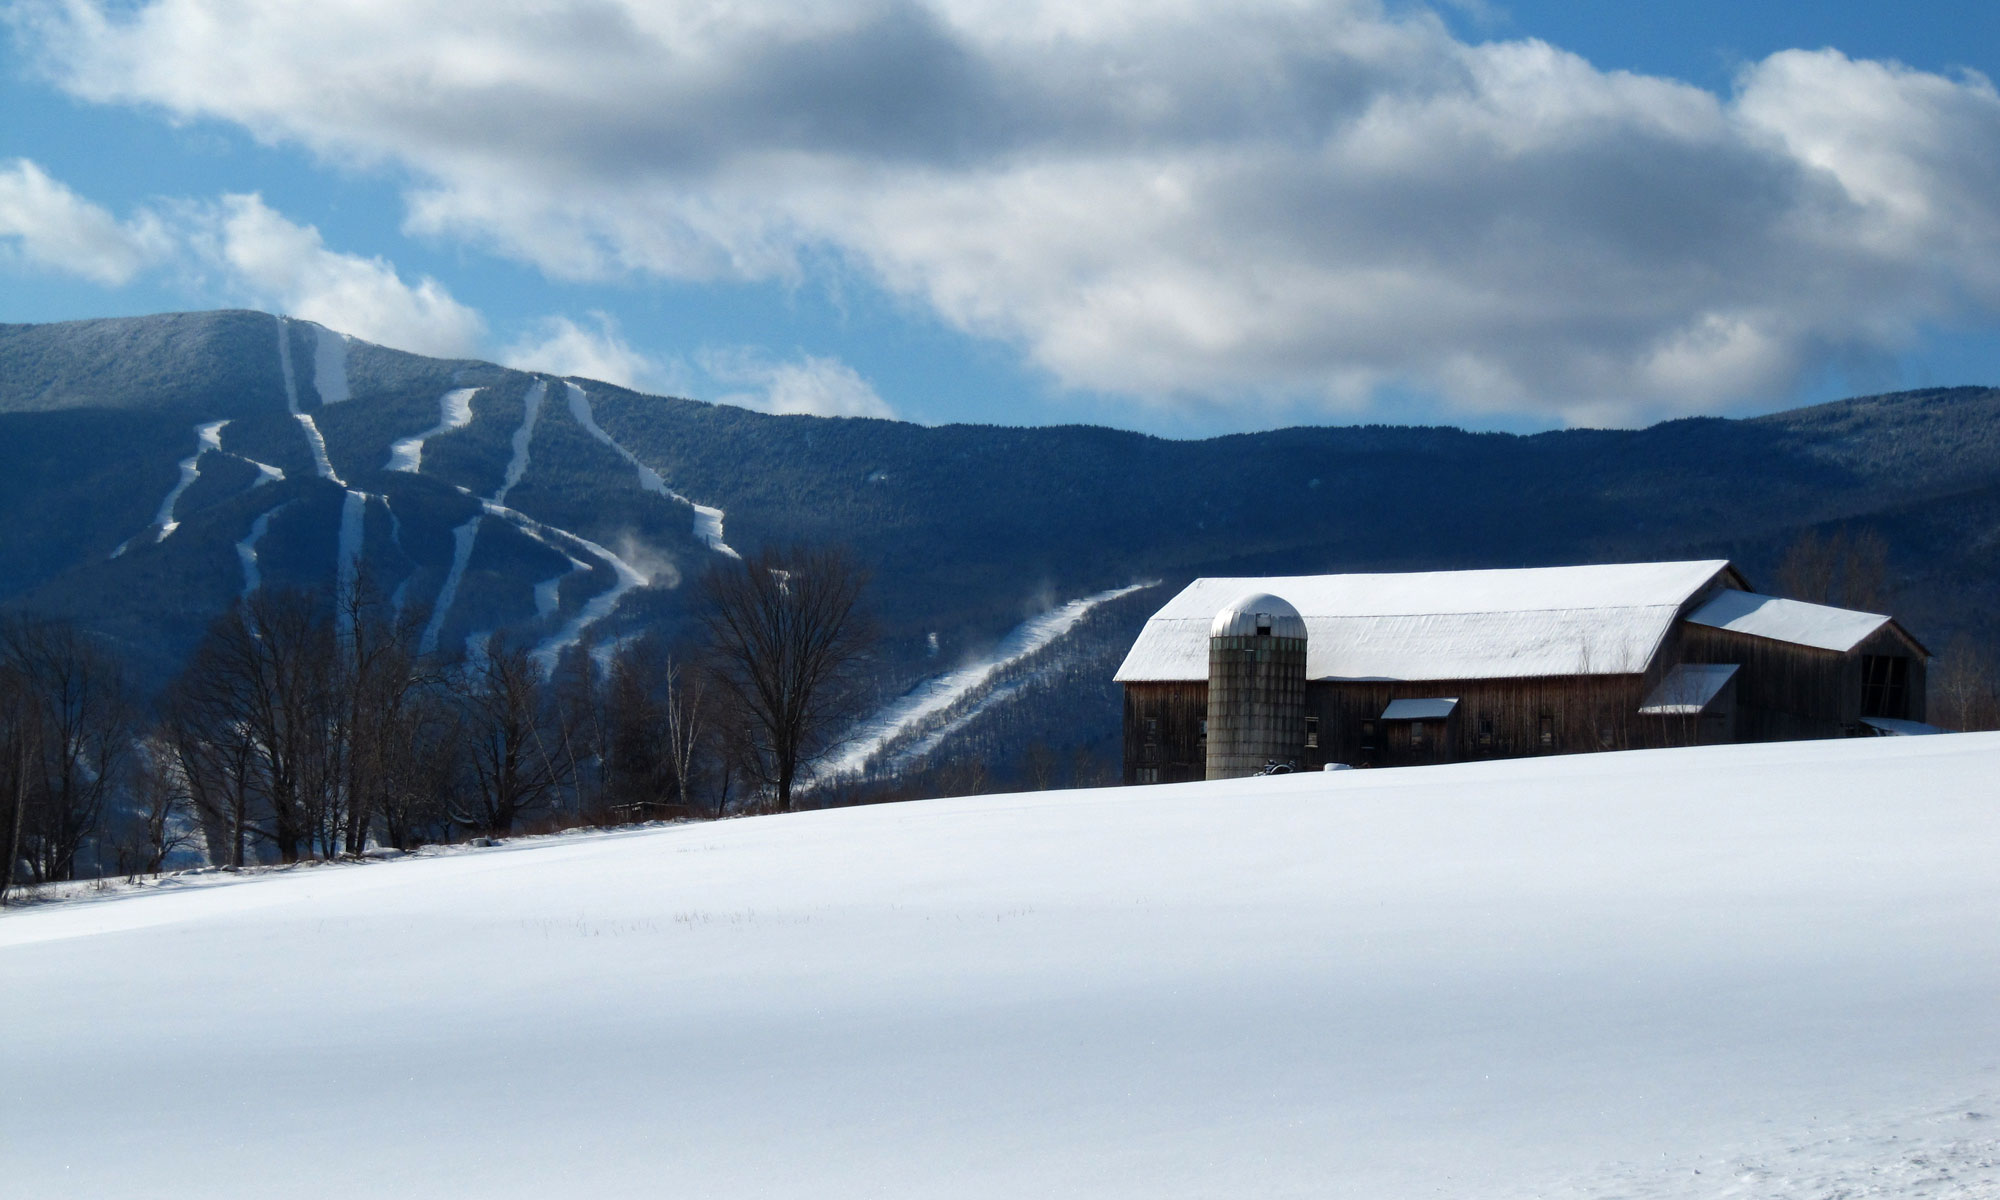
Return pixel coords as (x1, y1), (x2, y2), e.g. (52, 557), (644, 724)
(1206, 592), (1309, 780)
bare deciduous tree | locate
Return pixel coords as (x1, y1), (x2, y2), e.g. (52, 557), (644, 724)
(455, 644), (572, 835)
(1932, 634), (2000, 731)
(700, 545), (874, 812)
(1, 616), (135, 883)
(1776, 527), (1893, 611)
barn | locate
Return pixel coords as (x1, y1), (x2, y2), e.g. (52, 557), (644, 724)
(1114, 560), (1932, 782)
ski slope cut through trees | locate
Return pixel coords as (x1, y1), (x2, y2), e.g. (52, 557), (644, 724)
(312, 325), (350, 405)
(825, 582), (1154, 778)
(4, 735), (1999, 1199)
(234, 502), (289, 598)
(565, 381), (740, 558)
(274, 315), (342, 486)
(386, 387), (478, 473)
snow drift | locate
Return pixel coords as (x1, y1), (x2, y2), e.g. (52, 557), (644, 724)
(4, 735), (1998, 1198)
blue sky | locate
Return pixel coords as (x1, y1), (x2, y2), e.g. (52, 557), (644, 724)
(5, 1), (2000, 437)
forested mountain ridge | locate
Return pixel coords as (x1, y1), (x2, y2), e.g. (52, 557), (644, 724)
(3, 309), (1998, 781)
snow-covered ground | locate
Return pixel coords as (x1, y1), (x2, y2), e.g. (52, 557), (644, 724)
(5, 735), (1998, 1199)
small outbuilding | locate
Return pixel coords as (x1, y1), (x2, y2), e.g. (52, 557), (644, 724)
(1115, 560), (1930, 783)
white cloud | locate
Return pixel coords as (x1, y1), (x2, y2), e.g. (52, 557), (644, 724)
(701, 347), (896, 419)
(191, 194), (485, 357)
(502, 312), (666, 390)
(20, 1), (2000, 423)
(0, 157), (169, 284)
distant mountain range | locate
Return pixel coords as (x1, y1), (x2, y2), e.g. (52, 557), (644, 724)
(4, 310), (1997, 782)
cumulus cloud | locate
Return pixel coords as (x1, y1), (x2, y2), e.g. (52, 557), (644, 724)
(0, 157), (170, 284)
(19, 0), (2000, 422)
(191, 194), (485, 357)
(502, 312), (665, 390)
(0, 157), (486, 358)
(701, 347), (896, 419)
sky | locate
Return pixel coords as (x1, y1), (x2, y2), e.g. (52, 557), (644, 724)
(4, 1), (2000, 438)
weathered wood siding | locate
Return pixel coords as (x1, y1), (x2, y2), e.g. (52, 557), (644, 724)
(1299, 674), (1694, 768)
(1122, 682), (1207, 784)
(1675, 624), (1925, 738)
(1125, 672), (1721, 779)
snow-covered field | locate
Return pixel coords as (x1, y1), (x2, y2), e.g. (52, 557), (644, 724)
(5, 736), (1998, 1198)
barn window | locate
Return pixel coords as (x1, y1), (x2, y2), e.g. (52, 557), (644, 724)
(1861, 655), (1910, 719)
(1359, 720), (1377, 752)
(1410, 721), (1426, 749)
(1477, 715), (1494, 749)
(1146, 718), (1159, 738)
(1538, 714), (1554, 748)
(1304, 716), (1320, 748)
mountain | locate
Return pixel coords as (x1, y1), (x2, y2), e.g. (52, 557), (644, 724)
(4, 310), (1999, 779)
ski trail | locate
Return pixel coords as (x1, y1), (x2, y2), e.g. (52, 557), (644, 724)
(236, 503), (291, 598)
(336, 490), (367, 612)
(384, 499), (416, 616)
(564, 381), (740, 558)
(823, 582), (1156, 778)
(274, 314), (343, 484)
(437, 490), (647, 669)
(312, 325), (350, 404)
(154, 420), (228, 540)
(496, 381), (545, 505)
(112, 419), (228, 557)
(419, 515), (483, 656)
(420, 380), (546, 651)
(386, 387), (478, 473)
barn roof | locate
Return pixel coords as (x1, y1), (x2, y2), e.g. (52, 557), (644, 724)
(1684, 589), (1892, 653)
(1115, 560), (1736, 684)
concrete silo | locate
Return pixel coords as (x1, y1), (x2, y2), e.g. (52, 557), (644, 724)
(1206, 592), (1308, 779)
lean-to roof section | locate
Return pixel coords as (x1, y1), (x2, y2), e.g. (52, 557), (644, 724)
(1685, 590), (1892, 653)
(1115, 560), (1734, 683)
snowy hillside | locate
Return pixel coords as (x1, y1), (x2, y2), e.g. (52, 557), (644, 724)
(5, 737), (1999, 1198)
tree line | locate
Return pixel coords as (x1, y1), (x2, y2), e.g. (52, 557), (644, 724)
(1, 544), (875, 901)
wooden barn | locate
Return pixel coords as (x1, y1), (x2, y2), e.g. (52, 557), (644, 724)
(1115, 560), (1932, 783)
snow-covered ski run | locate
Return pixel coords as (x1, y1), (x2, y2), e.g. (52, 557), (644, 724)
(419, 381), (546, 653)
(110, 419), (227, 557)
(495, 380), (544, 506)
(418, 514), (482, 656)
(311, 324), (350, 405)
(823, 582), (1155, 778)
(234, 502), (290, 598)
(385, 387), (478, 473)
(274, 314), (343, 485)
(565, 381), (740, 558)
(335, 490), (367, 615)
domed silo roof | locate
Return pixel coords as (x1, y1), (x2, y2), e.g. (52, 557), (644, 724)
(1209, 592), (1307, 639)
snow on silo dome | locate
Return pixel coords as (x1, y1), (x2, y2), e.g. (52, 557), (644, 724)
(1209, 592), (1307, 640)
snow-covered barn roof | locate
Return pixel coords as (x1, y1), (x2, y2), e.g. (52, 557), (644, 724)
(1115, 561), (1737, 684)
(1684, 590), (1892, 653)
